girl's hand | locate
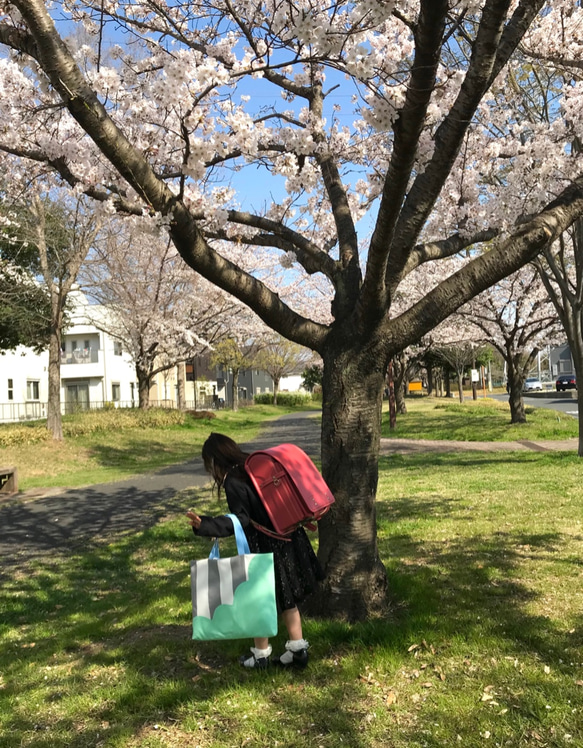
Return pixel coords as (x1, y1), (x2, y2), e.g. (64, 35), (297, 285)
(186, 511), (202, 529)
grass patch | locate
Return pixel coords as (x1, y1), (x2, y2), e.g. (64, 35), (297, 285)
(1, 451), (582, 747)
(0, 405), (311, 491)
(382, 397), (578, 441)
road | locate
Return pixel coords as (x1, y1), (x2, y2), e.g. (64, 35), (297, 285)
(491, 392), (579, 417)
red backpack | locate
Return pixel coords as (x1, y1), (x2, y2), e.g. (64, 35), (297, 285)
(245, 443), (335, 539)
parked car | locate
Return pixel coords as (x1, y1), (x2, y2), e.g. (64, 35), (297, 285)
(555, 374), (577, 391)
(523, 377), (543, 392)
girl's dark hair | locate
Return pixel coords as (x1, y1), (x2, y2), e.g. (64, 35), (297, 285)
(201, 432), (250, 489)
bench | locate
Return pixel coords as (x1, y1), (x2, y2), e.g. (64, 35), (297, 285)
(0, 466), (18, 496)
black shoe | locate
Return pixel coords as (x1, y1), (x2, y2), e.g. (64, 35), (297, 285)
(239, 650), (270, 669)
(272, 648), (309, 669)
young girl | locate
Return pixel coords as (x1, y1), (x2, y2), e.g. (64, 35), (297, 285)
(186, 432), (324, 669)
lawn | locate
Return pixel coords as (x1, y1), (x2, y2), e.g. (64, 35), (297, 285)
(1, 403), (582, 747)
(0, 405), (304, 491)
(382, 396), (579, 441)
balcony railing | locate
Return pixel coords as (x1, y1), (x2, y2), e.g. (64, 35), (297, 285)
(60, 348), (99, 365)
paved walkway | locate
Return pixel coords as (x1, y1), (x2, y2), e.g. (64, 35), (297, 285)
(379, 437), (579, 454)
(0, 412), (321, 571)
(0, 412), (578, 572)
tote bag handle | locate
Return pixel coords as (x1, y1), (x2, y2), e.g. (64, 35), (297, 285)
(208, 513), (250, 559)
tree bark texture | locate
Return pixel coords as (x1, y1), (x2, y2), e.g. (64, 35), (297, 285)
(137, 366), (151, 409)
(316, 339), (389, 620)
(47, 328), (63, 440)
(176, 362), (186, 410)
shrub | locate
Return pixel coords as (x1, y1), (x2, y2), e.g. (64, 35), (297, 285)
(254, 392), (313, 406)
(185, 410), (216, 420)
(0, 423), (52, 447)
(0, 407), (191, 445)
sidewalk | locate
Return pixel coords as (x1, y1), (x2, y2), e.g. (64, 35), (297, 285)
(379, 437), (579, 454)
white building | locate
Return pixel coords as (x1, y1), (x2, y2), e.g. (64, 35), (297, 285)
(0, 291), (138, 423)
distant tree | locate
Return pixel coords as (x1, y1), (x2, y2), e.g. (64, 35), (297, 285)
(459, 266), (560, 423)
(81, 219), (238, 408)
(535, 222), (583, 451)
(432, 343), (488, 404)
(301, 365), (323, 394)
(0, 192), (97, 439)
(0, 261), (51, 351)
(210, 338), (259, 412)
(256, 337), (313, 404)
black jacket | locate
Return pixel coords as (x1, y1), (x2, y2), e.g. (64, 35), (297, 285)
(193, 473), (273, 539)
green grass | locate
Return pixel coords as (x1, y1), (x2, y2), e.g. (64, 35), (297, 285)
(2, 449), (582, 747)
(0, 404), (309, 491)
(1, 401), (582, 747)
(382, 396), (579, 441)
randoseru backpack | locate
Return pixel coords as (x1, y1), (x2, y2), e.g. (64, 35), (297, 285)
(244, 443), (335, 539)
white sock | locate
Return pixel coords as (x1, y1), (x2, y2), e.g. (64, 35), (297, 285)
(241, 645), (272, 667)
(279, 639), (309, 664)
(251, 645), (272, 659)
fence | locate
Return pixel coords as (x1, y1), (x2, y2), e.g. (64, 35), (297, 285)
(0, 396), (219, 424)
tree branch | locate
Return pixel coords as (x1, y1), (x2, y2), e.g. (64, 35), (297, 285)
(390, 0), (546, 273)
(364, 0), (448, 313)
(8, 0), (328, 352)
(383, 175), (583, 354)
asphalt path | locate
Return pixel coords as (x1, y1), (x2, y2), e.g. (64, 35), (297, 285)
(0, 412), (322, 573)
(490, 392), (579, 417)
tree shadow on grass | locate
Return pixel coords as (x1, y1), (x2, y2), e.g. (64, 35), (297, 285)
(0, 511), (376, 748)
(2, 456), (581, 748)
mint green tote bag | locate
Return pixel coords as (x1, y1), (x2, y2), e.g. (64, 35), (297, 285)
(190, 514), (278, 640)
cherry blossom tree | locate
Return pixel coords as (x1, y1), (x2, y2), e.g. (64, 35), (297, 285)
(458, 265), (561, 422)
(535, 225), (583, 451)
(81, 217), (242, 408)
(3, 1), (583, 618)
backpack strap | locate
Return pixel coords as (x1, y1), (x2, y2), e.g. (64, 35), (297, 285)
(250, 517), (323, 540)
(251, 519), (292, 542)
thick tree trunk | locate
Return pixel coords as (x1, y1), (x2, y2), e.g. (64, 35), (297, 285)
(273, 377), (280, 406)
(46, 328), (63, 440)
(568, 335), (583, 456)
(176, 362), (186, 410)
(137, 366), (151, 409)
(315, 341), (389, 621)
(507, 366), (526, 423)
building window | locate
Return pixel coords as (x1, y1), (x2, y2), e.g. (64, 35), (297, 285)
(113, 341), (122, 356)
(27, 380), (40, 400)
(112, 383), (121, 402)
(8, 379), (13, 401)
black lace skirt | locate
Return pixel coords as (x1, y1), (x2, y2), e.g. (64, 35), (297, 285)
(246, 526), (325, 613)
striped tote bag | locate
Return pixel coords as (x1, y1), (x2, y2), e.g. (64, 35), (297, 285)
(190, 514), (278, 641)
